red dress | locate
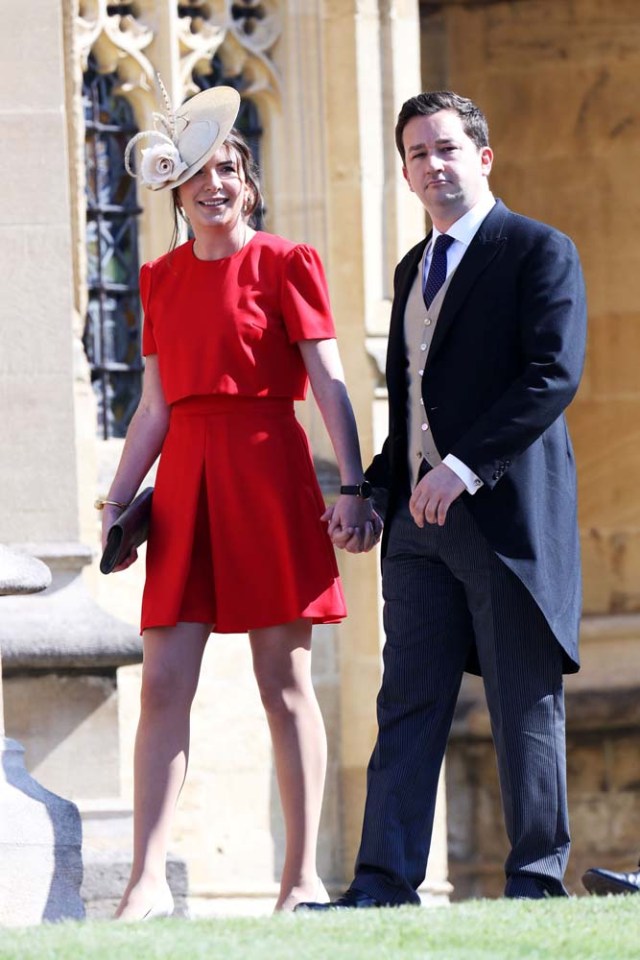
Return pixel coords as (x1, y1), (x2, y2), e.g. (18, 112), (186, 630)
(139, 232), (346, 633)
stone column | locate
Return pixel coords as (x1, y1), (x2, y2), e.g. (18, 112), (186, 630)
(0, 546), (83, 926)
(0, 1), (178, 919)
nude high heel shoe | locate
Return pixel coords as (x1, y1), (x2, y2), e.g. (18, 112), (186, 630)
(141, 886), (175, 920)
(314, 880), (330, 904)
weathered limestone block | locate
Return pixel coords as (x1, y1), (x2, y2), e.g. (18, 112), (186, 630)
(0, 739), (84, 926)
(4, 674), (120, 800)
(0, 545), (142, 671)
(0, 545), (84, 925)
(0, 546), (51, 597)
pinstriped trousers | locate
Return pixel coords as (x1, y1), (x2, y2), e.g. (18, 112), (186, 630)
(352, 498), (570, 904)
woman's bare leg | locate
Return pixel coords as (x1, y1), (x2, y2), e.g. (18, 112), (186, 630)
(115, 621), (210, 919)
(249, 619), (328, 912)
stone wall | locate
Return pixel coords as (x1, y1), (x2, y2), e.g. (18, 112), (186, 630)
(420, 0), (640, 895)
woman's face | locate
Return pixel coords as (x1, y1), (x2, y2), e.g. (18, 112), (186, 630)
(177, 145), (249, 232)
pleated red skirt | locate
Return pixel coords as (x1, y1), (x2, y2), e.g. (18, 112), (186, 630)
(141, 395), (346, 633)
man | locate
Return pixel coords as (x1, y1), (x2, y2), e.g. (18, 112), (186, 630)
(300, 91), (587, 908)
(583, 861), (640, 895)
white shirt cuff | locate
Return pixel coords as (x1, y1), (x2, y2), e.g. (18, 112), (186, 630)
(443, 454), (483, 495)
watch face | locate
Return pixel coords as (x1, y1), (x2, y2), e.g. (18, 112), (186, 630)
(360, 480), (373, 499)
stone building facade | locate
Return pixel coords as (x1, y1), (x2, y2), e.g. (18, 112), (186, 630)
(419, 0), (640, 897)
(0, 0), (638, 915)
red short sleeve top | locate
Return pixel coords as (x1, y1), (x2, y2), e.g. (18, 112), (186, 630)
(140, 232), (337, 404)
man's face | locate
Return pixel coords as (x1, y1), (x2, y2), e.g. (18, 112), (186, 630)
(402, 109), (493, 230)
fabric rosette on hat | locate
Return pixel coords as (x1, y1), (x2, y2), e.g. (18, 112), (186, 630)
(125, 79), (241, 191)
(138, 138), (188, 188)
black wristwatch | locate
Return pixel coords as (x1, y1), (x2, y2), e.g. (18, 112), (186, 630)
(340, 480), (373, 500)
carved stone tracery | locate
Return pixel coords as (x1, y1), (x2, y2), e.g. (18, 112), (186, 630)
(77, 0), (156, 98)
(177, 0), (281, 99)
(75, 1), (282, 119)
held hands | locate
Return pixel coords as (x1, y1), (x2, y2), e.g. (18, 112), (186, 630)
(409, 462), (465, 527)
(321, 495), (383, 554)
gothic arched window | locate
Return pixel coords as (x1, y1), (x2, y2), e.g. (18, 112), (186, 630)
(83, 56), (143, 439)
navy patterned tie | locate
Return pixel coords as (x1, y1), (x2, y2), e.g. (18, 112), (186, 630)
(423, 234), (454, 308)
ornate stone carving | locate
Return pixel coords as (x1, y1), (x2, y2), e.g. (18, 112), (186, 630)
(76, 2), (282, 119)
(229, 0), (281, 53)
(77, 0), (155, 95)
(177, 2), (227, 89)
(177, 0), (281, 98)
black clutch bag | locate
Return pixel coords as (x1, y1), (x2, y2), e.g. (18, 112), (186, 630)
(100, 487), (154, 574)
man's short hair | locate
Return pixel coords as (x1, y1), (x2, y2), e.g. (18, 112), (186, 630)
(395, 91), (490, 162)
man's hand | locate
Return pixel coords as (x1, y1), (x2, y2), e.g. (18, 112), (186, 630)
(409, 463), (465, 527)
(321, 499), (383, 553)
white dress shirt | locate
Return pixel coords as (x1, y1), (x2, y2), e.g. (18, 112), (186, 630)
(424, 192), (496, 495)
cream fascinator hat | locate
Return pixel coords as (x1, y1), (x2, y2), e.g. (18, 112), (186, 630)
(125, 79), (241, 191)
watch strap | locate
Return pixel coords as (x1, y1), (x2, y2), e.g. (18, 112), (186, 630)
(340, 481), (372, 499)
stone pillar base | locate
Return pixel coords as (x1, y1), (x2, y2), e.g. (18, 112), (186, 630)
(0, 737), (84, 925)
(417, 880), (454, 906)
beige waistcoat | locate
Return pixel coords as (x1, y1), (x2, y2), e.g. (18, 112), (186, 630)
(405, 259), (457, 489)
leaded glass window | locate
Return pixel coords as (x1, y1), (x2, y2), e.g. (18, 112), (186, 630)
(83, 57), (143, 439)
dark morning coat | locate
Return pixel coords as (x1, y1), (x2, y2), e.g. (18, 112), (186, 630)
(366, 199), (587, 674)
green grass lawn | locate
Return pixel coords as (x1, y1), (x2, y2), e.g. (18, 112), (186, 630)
(0, 897), (637, 960)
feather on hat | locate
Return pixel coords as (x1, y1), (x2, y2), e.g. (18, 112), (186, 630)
(125, 79), (241, 191)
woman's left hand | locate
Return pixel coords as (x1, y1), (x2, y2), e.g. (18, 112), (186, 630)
(321, 497), (383, 553)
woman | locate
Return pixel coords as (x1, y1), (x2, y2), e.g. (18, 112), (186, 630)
(100, 85), (380, 919)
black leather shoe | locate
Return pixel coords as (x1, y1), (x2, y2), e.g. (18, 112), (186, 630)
(294, 887), (383, 911)
(582, 865), (640, 896)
